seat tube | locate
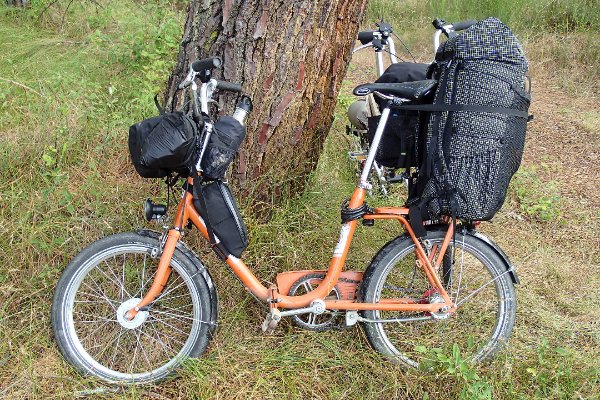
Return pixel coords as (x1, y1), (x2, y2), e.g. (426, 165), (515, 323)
(360, 107), (391, 186)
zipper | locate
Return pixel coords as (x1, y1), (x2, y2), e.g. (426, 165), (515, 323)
(217, 182), (247, 243)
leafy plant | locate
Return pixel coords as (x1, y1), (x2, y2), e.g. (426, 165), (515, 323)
(511, 166), (562, 221)
(417, 343), (493, 400)
(521, 338), (583, 398)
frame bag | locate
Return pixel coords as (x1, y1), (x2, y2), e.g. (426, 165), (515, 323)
(193, 179), (248, 258)
(128, 112), (198, 178)
(408, 18), (531, 224)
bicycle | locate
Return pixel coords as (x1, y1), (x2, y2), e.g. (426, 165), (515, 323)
(51, 32), (518, 384)
(346, 20), (403, 196)
(347, 19), (476, 196)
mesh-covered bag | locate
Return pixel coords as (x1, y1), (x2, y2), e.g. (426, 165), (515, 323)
(409, 18), (531, 222)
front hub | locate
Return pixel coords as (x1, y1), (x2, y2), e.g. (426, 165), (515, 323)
(116, 298), (148, 329)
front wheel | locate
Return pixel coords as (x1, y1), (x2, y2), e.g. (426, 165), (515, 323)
(51, 232), (215, 384)
(360, 230), (516, 368)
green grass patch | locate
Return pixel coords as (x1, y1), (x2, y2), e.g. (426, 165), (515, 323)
(510, 166), (562, 221)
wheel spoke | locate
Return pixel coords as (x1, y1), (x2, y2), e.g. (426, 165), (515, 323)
(80, 281), (118, 311)
(361, 233), (515, 368)
(134, 270), (157, 299)
(140, 322), (182, 354)
(146, 319), (178, 358)
(134, 328), (153, 370)
(154, 273), (192, 302)
(56, 237), (210, 383)
(149, 315), (191, 337)
(109, 328), (125, 369)
(150, 309), (207, 324)
(94, 259), (131, 300)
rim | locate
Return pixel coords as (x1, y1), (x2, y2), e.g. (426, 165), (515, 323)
(61, 243), (202, 382)
(372, 237), (508, 368)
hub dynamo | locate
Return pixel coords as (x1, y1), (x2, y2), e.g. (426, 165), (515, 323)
(116, 298), (148, 329)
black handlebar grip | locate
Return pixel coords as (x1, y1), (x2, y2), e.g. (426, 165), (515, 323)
(191, 57), (222, 72)
(357, 30), (375, 45)
(216, 80), (243, 93)
(432, 19), (446, 30)
(451, 19), (478, 31)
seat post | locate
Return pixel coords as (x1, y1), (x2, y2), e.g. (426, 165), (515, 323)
(359, 106), (391, 188)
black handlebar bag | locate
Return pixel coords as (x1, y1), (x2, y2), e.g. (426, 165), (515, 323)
(128, 112), (198, 178)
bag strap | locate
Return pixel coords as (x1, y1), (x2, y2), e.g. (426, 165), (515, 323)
(153, 94), (165, 115)
(395, 103), (530, 119)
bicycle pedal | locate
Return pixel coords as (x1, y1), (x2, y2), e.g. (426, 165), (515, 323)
(261, 309), (281, 334)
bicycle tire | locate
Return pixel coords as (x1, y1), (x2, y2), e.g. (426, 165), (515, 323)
(359, 230), (516, 368)
(51, 232), (215, 384)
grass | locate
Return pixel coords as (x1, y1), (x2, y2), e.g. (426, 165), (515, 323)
(363, 0), (600, 92)
(1, 0), (599, 399)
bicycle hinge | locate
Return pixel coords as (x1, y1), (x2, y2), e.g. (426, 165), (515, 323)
(267, 285), (282, 306)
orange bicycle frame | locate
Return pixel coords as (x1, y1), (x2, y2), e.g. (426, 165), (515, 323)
(126, 177), (455, 320)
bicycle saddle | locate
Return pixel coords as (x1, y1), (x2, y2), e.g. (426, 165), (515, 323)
(353, 79), (438, 102)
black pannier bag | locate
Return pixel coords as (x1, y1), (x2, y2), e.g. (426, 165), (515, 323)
(408, 17), (531, 224)
(193, 179), (248, 258)
(368, 62), (430, 169)
(128, 112), (198, 178)
(200, 116), (246, 180)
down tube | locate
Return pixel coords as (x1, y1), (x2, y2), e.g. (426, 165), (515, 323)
(188, 188), (366, 308)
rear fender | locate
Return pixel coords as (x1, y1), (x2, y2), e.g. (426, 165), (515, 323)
(465, 228), (520, 284)
(425, 225), (519, 284)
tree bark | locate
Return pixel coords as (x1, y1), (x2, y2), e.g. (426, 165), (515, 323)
(165, 0), (366, 207)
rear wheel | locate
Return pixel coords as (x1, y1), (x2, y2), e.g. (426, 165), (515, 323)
(51, 232), (214, 384)
(360, 230), (516, 368)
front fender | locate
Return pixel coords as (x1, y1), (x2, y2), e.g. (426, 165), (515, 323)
(136, 229), (219, 336)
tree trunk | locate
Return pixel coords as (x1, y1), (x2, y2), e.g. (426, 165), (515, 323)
(165, 0), (366, 207)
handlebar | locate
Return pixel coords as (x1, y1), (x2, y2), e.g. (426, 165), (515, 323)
(216, 80), (243, 93)
(191, 57), (222, 72)
(357, 21), (395, 46)
(432, 18), (478, 53)
(357, 30), (376, 45)
(432, 18), (477, 36)
(451, 19), (477, 31)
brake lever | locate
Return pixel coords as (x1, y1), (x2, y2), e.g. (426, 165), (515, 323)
(178, 65), (197, 90)
(353, 43), (374, 53)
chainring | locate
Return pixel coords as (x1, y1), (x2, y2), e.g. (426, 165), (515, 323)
(288, 273), (343, 332)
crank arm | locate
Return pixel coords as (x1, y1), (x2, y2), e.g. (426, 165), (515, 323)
(279, 299), (326, 318)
